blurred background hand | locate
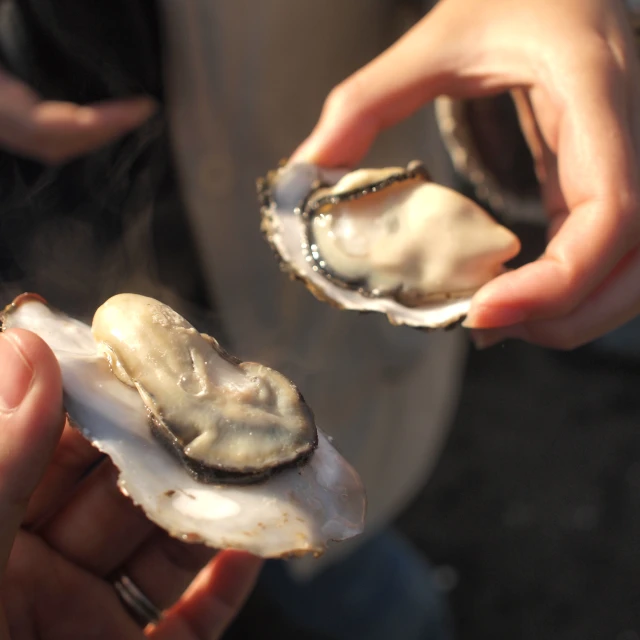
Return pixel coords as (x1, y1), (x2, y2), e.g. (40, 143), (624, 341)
(0, 329), (261, 639)
(293, 0), (640, 350)
(0, 64), (156, 165)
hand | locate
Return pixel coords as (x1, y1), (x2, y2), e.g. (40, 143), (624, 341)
(292, 0), (640, 350)
(0, 65), (156, 165)
(0, 329), (262, 640)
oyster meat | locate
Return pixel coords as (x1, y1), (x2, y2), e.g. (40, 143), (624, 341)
(1, 293), (365, 558)
(92, 294), (317, 484)
(258, 160), (521, 328)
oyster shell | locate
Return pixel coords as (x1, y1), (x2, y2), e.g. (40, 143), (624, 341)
(1, 293), (365, 558)
(258, 160), (521, 328)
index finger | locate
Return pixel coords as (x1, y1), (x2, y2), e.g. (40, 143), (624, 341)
(290, 2), (530, 167)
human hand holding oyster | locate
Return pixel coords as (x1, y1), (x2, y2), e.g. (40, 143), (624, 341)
(284, 0), (640, 349)
(0, 326), (261, 639)
(0, 293), (366, 636)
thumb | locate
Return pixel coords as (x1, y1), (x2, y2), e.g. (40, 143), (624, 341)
(0, 329), (64, 574)
(291, 0), (528, 168)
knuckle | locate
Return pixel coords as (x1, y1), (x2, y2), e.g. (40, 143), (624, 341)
(324, 77), (363, 118)
(324, 84), (350, 116)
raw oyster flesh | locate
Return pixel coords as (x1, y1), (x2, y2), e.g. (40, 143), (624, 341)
(1, 293), (366, 558)
(258, 160), (521, 328)
(92, 294), (317, 484)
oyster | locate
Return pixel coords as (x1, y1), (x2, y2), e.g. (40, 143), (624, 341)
(258, 160), (521, 328)
(92, 294), (317, 484)
(1, 293), (365, 558)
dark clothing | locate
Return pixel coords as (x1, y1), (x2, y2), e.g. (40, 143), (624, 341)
(0, 0), (210, 323)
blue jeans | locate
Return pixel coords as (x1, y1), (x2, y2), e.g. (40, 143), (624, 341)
(257, 529), (454, 640)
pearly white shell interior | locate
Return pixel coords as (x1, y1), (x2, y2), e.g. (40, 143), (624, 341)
(3, 298), (366, 558)
(264, 163), (472, 329)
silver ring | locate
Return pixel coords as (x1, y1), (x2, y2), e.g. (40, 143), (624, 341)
(112, 572), (163, 627)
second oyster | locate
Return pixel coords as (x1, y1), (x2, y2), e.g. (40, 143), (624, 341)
(258, 160), (521, 328)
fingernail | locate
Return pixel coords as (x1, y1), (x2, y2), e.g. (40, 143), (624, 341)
(0, 333), (34, 411)
(463, 305), (528, 329)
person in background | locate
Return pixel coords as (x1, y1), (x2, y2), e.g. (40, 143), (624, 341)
(0, 1), (639, 639)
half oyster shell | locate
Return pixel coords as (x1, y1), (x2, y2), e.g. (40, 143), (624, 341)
(258, 160), (521, 328)
(1, 293), (365, 558)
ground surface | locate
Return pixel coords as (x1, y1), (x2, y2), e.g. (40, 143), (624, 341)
(224, 337), (640, 640)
